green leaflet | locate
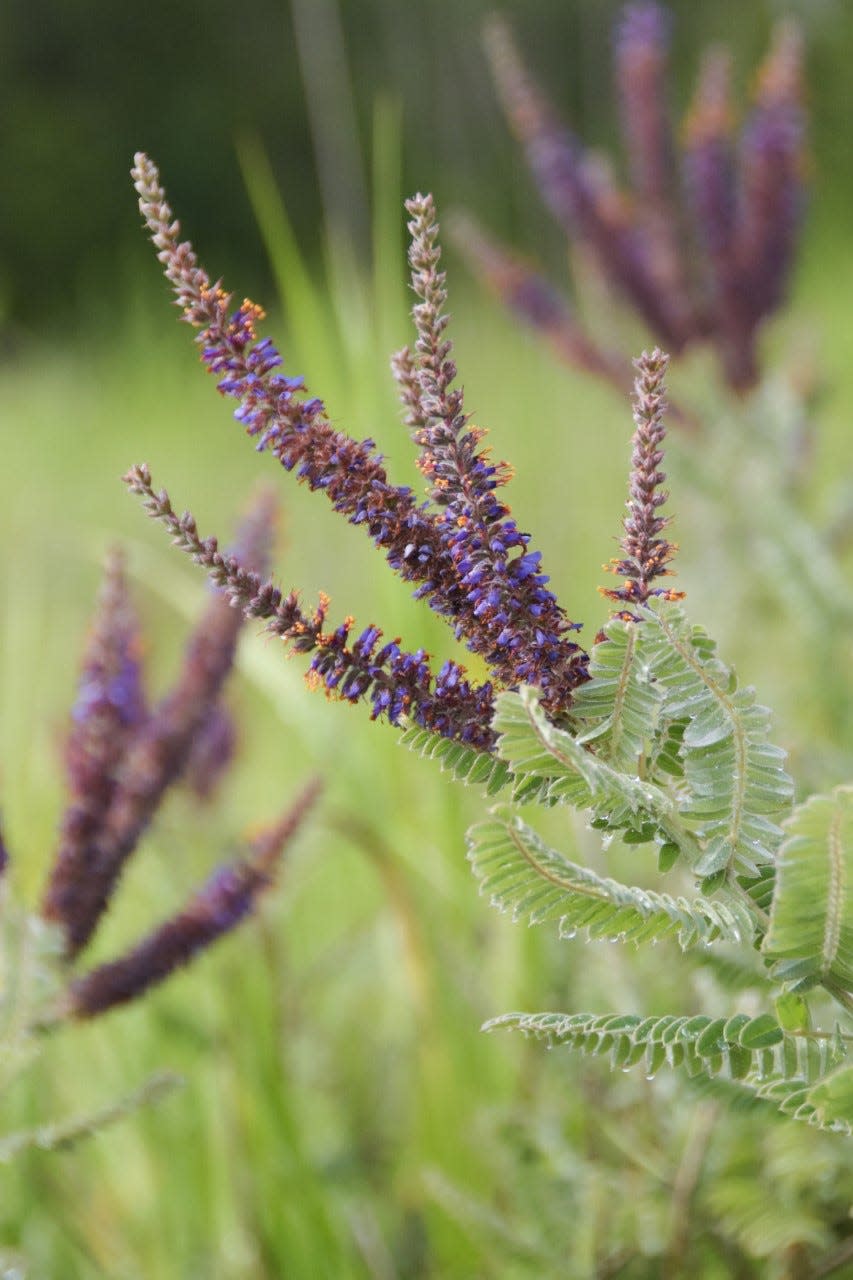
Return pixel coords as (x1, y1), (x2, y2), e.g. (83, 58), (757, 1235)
(571, 615), (664, 771)
(645, 603), (793, 875)
(398, 726), (513, 795)
(485, 1010), (849, 1133)
(492, 685), (684, 837)
(763, 785), (853, 991)
(467, 810), (754, 948)
(569, 603), (793, 876)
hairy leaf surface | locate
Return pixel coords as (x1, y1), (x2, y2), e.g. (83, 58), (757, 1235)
(485, 1010), (848, 1132)
(468, 810), (754, 947)
(763, 785), (853, 991)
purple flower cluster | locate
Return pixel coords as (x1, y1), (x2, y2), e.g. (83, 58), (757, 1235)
(1, 503), (323, 1020)
(130, 154), (590, 736)
(393, 193), (587, 708)
(40, 489), (278, 959)
(462, 4), (806, 397)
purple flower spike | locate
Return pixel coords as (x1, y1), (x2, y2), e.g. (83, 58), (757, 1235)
(393, 192), (588, 712)
(614, 3), (697, 347)
(736, 22), (806, 331)
(484, 16), (687, 351)
(601, 349), (684, 617)
(474, 8), (808, 399)
(42, 548), (147, 939)
(67, 778), (322, 1019)
(124, 465), (500, 750)
(44, 487), (278, 959)
(132, 154), (590, 718)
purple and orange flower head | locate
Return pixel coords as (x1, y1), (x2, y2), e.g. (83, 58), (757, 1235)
(127, 152), (594, 757)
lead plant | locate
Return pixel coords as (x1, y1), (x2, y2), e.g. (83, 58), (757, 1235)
(127, 152), (853, 1148)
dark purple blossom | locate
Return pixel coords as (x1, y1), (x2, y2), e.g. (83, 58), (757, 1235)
(67, 778), (322, 1018)
(44, 488), (278, 959)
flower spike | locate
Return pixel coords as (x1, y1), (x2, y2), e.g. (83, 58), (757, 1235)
(45, 487), (278, 959)
(67, 778), (322, 1019)
(396, 193), (588, 710)
(601, 348), (684, 617)
(42, 548), (147, 936)
(472, 8), (808, 398)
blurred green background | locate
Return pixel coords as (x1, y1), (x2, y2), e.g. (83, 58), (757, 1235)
(2, 0), (853, 332)
(3, 0), (853, 1276)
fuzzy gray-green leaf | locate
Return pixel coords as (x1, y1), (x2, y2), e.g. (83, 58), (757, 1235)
(763, 785), (853, 990)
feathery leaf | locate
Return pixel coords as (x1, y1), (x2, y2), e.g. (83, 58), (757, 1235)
(763, 785), (853, 991)
(468, 809), (754, 947)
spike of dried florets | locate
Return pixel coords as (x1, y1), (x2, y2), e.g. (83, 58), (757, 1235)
(66, 778), (322, 1019)
(601, 349), (684, 615)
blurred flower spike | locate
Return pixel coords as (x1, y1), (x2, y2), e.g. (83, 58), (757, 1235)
(12, 494), (322, 1019)
(458, 3), (806, 398)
